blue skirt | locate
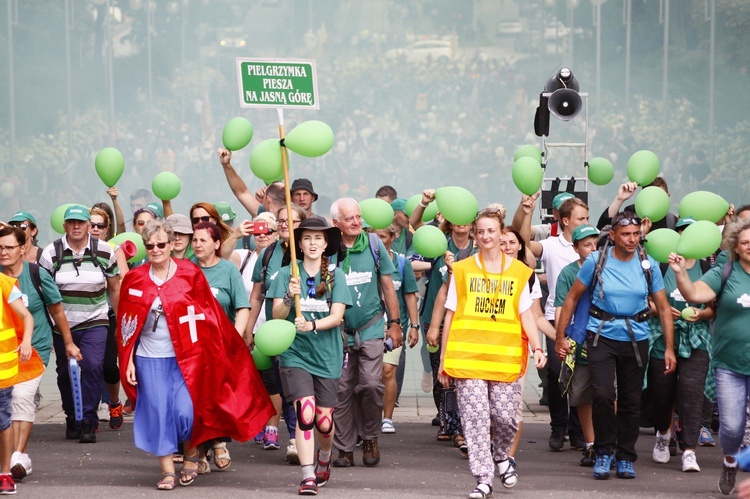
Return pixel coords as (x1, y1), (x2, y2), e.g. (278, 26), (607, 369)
(134, 356), (193, 457)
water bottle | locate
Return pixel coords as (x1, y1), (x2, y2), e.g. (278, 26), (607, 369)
(69, 358), (83, 422)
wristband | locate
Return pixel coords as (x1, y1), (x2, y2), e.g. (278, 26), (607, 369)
(419, 201), (428, 208)
(311, 320), (317, 333)
(534, 348), (544, 354)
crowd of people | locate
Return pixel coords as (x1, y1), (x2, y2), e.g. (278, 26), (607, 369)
(0, 156), (748, 497)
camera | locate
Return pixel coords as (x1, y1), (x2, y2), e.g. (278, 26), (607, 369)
(244, 220), (274, 235)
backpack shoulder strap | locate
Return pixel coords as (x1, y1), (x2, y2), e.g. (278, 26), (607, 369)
(239, 250), (253, 275)
(699, 258), (711, 275)
(397, 254), (405, 278)
(719, 261), (733, 297)
(88, 237), (106, 276)
(259, 241), (277, 296)
(242, 235), (251, 251)
(28, 263), (54, 329)
(51, 239), (65, 277)
(637, 245), (652, 295)
(368, 233), (380, 271)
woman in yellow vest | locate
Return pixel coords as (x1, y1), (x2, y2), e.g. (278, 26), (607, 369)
(438, 206), (546, 499)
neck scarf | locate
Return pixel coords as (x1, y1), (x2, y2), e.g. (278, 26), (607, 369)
(342, 232), (369, 273)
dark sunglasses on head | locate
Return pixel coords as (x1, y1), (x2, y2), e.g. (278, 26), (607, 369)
(134, 220), (148, 227)
(90, 222), (107, 229)
(9, 223), (27, 230)
(616, 216), (642, 227)
(192, 216), (212, 225)
(144, 242), (169, 250)
(306, 276), (317, 298)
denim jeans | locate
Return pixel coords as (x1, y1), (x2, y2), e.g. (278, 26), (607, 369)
(714, 367), (750, 456)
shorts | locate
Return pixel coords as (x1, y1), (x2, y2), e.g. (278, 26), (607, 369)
(382, 346), (403, 366)
(568, 362), (593, 407)
(260, 358), (280, 396)
(0, 386), (13, 431)
(279, 367), (339, 408)
(12, 371), (45, 422)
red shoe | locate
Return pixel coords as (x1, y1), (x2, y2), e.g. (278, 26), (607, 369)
(298, 477), (318, 496)
(314, 450), (332, 486)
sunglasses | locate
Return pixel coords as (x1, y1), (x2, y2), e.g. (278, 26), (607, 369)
(192, 216), (212, 225)
(306, 276), (317, 299)
(616, 217), (642, 227)
(90, 222), (107, 230)
(144, 242), (169, 250)
(8, 223), (28, 230)
(134, 220), (148, 227)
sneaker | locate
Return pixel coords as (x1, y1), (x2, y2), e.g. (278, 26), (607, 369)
(109, 401), (124, 430)
(468, 483), (492, 499)
(0, 474), (16, 495)
(682, 451), (700, 472)
(431, 414), (440, 427)
(381, 418), (396, 434)
(263, 428), (280, 450)
(699, 426), (716, 446)
(548, 427), (565, 451)
(580, 447), (595, 467)
(362, 439), (380, 466)
(9, 452), (30, 481)
(122, 400), (133, 416)
(65, 417), (82, 440)
(79, 421), (96, 444)
(421, 371), (432, 393)
(593, 453), (614, 480)
(298, 477), (318, 496)
(718, 463), (737, 495)
(616, 460), (636, 479)
(331, 450), (354, 468)
(97, 402), (110, 422)
(569, 433), (586, 451)
(254, 430), (264, 444)
(653, 434), (670, 463)
(286, 439), (300, 465)
(497, 458), (518, 489)
(314, 450), (332, 486)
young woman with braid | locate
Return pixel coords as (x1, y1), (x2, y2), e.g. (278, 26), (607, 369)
(269, 218), (352, 496)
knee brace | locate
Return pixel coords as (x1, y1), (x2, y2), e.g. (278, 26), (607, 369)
(315, 408), (334, 435)
(296, 399), (316, 431)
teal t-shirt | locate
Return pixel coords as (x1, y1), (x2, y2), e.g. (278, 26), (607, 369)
(1, 262), (60, 365)
(419, 237), (471, 326)
(194, 258), (250, 324)
(389, 253), (419, 328)
(268, 265), (352, 379)
(701, 261), (750, 374)
(332, 237), (397, 343)
(554, 260), (580, 308)
(252, 242), (286, 321)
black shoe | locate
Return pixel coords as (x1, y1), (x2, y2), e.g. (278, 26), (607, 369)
(539, 395), (549, 406)
(569, 433), (586, 451)
(65, 418), (82, 440)
(79, 421), (96, 444)
(332, 450), (354, 468)
(549, 427), (565, 451)
(580, 447), (595, 467)
(431, 414), (440, 427)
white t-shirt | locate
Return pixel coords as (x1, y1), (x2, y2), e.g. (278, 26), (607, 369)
(235, 249), (267, 333)
(539, 234), (578, 320)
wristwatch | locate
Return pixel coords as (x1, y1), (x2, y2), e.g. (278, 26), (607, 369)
(389, 319), (401, 326)
(410, 324), (420, 331)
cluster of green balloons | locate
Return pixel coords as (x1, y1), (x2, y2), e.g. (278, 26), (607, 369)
(644, 221), (722, 262)
(678, 191), (729, 224)
(254, 319), (296, 357)
(635, 186), (670, 223)
(512, 145), (544, 196)
(360, 198), (394, 230)
(626, 150), (660, 186)
(152, 172), (181, 201)
(94, 147), (125, 187)
(413, 225), (448, 258)
(250, 139), (285, 183)
(435, 186), (478, 226)
(644, 228), (680, 263)
(404, 195), (438, 222)
(222, 117), (254, 151)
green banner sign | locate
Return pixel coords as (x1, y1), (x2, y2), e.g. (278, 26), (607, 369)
(235, 58), (319, 110)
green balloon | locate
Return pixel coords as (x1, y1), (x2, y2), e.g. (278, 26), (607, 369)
(412, 225), (448, 258)
(588, 157), (615, 186)
(110, 232), (147, 263)
(360, 198), (394, 230)
(151, 172), (181, 201)
(94, 147), (125, 187)
(284, 120), (334, 158)
(635, 186), (670, 223)
(404, 195), (438, 222)
(681, 307), (696, 320)
(249, 139), (284, 182)
(676, 220), (722, 260)
(678, 191), (730, 223)
(626, 150), (660, 186)
(511, 156), (544, 196)
(222, 117), (254, 151)
(644, 228), (680, 263)
(513, 144), (543, 164)
(50, 203), (76, 235)
(251, 348), (272, 371)
(426, 343), (439, 354)
(435, 186), (479, 226)
(255, 319), (296, 356)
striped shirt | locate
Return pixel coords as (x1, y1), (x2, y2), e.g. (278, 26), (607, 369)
(39, 235), (119, 332)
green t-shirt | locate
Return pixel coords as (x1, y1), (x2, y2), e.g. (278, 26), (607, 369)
(554, 260), (581, 307)
(419, 237), (471, 326)
(252, 242), (285, 321)
(2, 262), (60, 365)
(389, 253), (419, 328)
(268, 265), (352, 379)
(391, 230), (414, 259)
(334, 238), (397, 343)
(194, 258), (250, 324)
(701, 261), (750, 374)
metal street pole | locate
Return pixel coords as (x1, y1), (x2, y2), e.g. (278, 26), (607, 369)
(708, 0), (715, 167)
(595, 1), (601, 118)
(147, 1), (154, 129)
(661, 0), (670, 159)
(6, 0), (15, 170)
(105, 0), (116, 138)
(624, 0), (631, 123)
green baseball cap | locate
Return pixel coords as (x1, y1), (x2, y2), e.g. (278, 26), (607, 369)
(8, 211), (36, 226)
(63, 205), (91, 222)
(572, 224), (599, 243)
(675, 217), (696, 230)
(214, 202), (236, 222)
(391, 198), (407, 213)
(146, 202), (164, 218)
(553, 192), (575, 210)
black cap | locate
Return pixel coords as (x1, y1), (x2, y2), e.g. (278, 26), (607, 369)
(290, 178), (319, 201)
(293, 218), (340, 257)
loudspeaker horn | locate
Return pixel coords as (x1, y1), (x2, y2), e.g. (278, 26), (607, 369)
(548, 88), (582, 121)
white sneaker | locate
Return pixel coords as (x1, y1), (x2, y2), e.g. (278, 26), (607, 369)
(10, 451), (30, 480)
(682, 451), (700, 472)
(381, 418), (396, 434)
(97, 402), (110, 422)
(421, 371), (432, 393)
(286, 438), (300, 465)
(653, 434), (670, 463)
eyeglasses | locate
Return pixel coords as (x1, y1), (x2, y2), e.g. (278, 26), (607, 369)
(192, 216), (212, 225)
(342, 214), (362, 224)
(277, 219), (301, 227)
(306, 276), (317, 298)
(90, 222), (107, 230)
(8, 223), (27, 230)
(0, 245), (20, 253)
(144, 242), (169, 250)
(615, 216), (642, 227)
(134, 220), (148, 227)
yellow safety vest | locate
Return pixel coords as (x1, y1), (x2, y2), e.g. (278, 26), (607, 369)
(0, 274), (44, 388)
(444, 255), (532, 382)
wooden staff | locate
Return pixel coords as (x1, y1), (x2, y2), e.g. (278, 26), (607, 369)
(278, 109), (301, 318)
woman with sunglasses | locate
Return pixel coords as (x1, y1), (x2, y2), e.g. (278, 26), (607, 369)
(117, 220), (273, 490)
(191, 222), (250, 473)
(438, 207), (546, 498)
(7, 212), (41, 264)
(269, 217), (351, 495)
(0, 225), (76, 482)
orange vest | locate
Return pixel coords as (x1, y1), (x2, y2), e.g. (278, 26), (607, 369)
(0, 274), (44, 388)
(444, 255), (532, 382)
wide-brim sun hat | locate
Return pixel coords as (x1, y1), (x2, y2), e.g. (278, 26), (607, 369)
(293, 218), (340, 257)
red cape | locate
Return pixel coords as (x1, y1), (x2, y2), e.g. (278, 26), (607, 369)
(117, 259), (274, 446)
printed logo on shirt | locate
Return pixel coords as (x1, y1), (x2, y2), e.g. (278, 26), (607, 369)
(269, 270), (279, 282)
(300, 297), (330, 313)
(439, 264), (448, 278)
(210, 287), (219, 297)
(463, 272), (519, 320)
(738, 294), (750, 308)
(393, 280), (402, 291)
(345, 270), (373, 286)
(670, 288), (685, 303)
(121, 314), (138, 346)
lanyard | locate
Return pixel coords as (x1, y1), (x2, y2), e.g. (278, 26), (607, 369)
(478, 251), (505, 321)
